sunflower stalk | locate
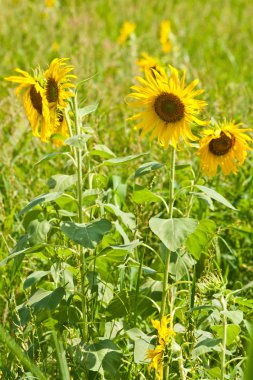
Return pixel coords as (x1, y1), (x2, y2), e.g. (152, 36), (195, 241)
(160, 145), (176, 380)
(221, 295), (228, 380)
(73, 94), (88, 342)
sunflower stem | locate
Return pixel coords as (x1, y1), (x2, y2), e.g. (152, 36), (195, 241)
(73, 94), (88, 343)
(133, 248), (144, 326)
(160, 145), (176, 380)
(221, 295), (228, 380)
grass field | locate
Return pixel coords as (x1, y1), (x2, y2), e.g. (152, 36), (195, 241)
(1, 1), (253, 379)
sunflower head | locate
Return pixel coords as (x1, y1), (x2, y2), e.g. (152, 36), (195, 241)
(5, 68), (51, 141)
(199, 120), (252, 177)
(44, 58), (75, 108)
(127, 65), (207, 148)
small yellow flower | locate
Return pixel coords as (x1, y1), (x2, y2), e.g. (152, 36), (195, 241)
(118, 21), (136, 44)
(136, 52), (166, 77)
(199, 120), (252, 177)
(45, 0), (55, 7)
(160, 20), (172, 53)
(127, 65), (207, 148)
(52, 41), (60, 52)
(146, 316), (175, 380)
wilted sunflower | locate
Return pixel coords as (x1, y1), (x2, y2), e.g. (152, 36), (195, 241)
(199, 120), (252, 177)
(127, 65), (207, 148)
(136, 52), (166, 77)
(160, 20), (172, 53)
(146, 315), (175, 380)
(5, 68), (51, 142)
(118, 21), (136, 44)
(44, 58), (75, 110)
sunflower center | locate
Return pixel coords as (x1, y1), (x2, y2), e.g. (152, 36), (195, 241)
(209, 132), (235, 156)
(30, 85), (43, 114)
(46, 77), (59, 103)
(154, 93), (185, 123)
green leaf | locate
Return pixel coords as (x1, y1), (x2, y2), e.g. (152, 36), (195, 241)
(192, 337), (221, 357)
(132, 188), (162, 204)
(0, 245), (45, 267)
(18, 287), (65, 314)
(84, 339), (122, 376)
(170, 251), (195, 280)
(186, 219), (216, 259)
(134, 161), (163, 178)
(23, 271), (50, 289)
(196, 185), (237, 210)
(102, 153), (148, 166)
(134, 338), (152, 364)
(20, 192), (64, 215)
(34, 152), (68, 167)
(211, 324), (241, 346)
(78, 102), (98, 118)
(27, 220), (51, 245)
(65, 134), (92, 149)
(222, 310), (244, 325)
(48, 174), (76, 192)
(149, 217), (198, 251)
(90, 144), (116, 158)
(60, 219), (112, 249)
(104, 204), (136, 230)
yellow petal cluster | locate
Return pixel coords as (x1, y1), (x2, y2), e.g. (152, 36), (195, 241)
(160, 20), (172, 53)
(199, 120), (252, 177)
(5, 58), (75, 146)
(118, 21), (136, 44)
(146, 315), (175, 380)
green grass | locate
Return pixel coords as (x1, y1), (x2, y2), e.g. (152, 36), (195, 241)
(1, 1), (253, 379)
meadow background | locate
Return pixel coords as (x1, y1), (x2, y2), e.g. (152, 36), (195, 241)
(1, 0), (253, 379)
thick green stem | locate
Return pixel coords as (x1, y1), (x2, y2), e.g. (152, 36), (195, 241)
(160, 146), (176, 319)
(161, 146), (176, 380)
(134, 249), (144, 326)
(73, 95), (88, 342)
(221, 296), (227, 380)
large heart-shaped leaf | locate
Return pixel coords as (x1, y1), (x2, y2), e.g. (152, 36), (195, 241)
(60, 219), (112, 249)
(149, 217), (198, 251)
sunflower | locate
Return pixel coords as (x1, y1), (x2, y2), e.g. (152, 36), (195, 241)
(146, 316), (175, 380)
(44, 58), (75, 110)
(136, 52), (166, 77)
(118, 21), (136, 44)
(160, 20), (172, 53)
(5, 68), (51, 142)
(199, 120), (252, 177)
(127, 65), (207, 148)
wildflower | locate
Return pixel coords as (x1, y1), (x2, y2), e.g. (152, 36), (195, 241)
(127, 65), (207, 148)
(136, 52), (166, 77)
(118, 21), (136, 44)
(45, 0), (55, 7)
(5, 68), (51, 142)
(199, 120), (252, 177)
(146, 315), (175, 380)
(160, 20), (172, 53)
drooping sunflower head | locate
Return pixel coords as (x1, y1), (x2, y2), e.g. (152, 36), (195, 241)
(5, 68), (51, 141)
(199, 120), (252, 177)
(136, 52), (166, 77)
(118, 21), (136, 44)
(127, 65), (207, 148)
(44, 58), (75, 108)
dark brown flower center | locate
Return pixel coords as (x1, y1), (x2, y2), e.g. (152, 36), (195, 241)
(46, 77), (58, 103)
(154, 93), (185, 123)
(209, 131), (235, 156)
(30, 85), (43, 114)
